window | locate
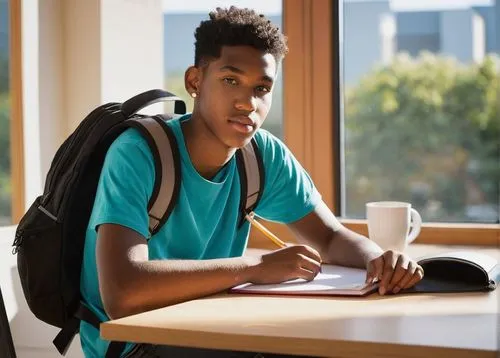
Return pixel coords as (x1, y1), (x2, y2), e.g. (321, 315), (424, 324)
(162, 0), (284, 138)
(250, 0), (499, 248)
(0, 0), (23, 227)
(0, 0), (11, 225)
(342, 0), (499, 225)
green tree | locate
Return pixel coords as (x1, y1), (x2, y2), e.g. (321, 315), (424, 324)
(345, 52), (499, 223)
(0, 55), (8, 93)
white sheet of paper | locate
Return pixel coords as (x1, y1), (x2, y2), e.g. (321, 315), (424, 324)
(231, 264), (378, 296)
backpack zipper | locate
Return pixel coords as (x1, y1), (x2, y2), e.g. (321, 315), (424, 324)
(12, 229), (23, 254)
(12, 206), (58, 254)
(37, 205), (58, 221)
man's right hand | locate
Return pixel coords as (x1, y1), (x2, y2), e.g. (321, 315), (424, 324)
(248, 245), (322, 284)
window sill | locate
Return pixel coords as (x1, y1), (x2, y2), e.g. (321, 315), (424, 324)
(342, 219), (500, 247)
(248, 218), (500, 249)
(247, 242), (500, 261)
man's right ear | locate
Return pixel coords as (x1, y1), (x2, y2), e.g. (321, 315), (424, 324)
(184, 66), (201, 98)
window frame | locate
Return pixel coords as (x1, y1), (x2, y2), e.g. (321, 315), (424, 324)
(249, 0), (500, 248)
(5, 0), (499, 242)
(8, 0), (24, 224)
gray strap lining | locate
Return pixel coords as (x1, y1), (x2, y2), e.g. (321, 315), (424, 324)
(135, 117), (175, 233)
(240, 143), (260, 209)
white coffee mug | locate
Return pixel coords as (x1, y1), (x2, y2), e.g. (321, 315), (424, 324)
(366, 201), (422, 252)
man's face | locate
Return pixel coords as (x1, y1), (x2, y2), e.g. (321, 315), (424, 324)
(197, 45), (277, 148)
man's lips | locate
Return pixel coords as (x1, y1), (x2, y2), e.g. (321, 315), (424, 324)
(228, 115), (256, 127)
(227, 115), (257, 134)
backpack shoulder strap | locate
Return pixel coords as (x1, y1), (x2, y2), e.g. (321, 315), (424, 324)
(125, 114), (181, 236)
(125, 115), (264, 233)
(235, 138), (265, 227)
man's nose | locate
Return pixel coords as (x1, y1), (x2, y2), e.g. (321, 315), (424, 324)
(234, 91), (257, 112)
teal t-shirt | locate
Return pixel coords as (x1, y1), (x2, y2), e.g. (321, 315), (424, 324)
(79, 114), (321, 357)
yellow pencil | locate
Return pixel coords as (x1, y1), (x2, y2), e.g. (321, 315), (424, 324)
(245, 212), (287, 249)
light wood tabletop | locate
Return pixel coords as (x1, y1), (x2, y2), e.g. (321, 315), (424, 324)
(101, 245), (500, 358)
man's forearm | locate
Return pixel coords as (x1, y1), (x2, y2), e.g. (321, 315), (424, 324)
(323, 226), (383, 268)
(103, 256), (259, 319)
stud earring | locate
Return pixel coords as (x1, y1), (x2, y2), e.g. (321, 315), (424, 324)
(191, 92), (197, 98)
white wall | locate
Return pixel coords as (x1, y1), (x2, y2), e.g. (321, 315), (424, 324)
(100, 0), (165, 105)
(22, 0), (43, 208)
(62, 0), (102, 134)
(63, 0), (165, 132)
(5, 0), (164, 356)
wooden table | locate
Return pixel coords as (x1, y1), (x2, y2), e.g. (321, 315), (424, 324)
(101, 245), (500, 358)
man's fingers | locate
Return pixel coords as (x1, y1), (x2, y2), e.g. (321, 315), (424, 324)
(404, 265), (424, 289)
(365, 261), (374, 284)
(293, 245), (323, 266)
(365, 270), (374, 284)
(392, 261), (416, 293)
(297, 254), (322, 276)
(365, 256), (381, 284)
(379, 251), (398, 295)
(294, 266), (320, 281)
(387, 255), (409, 292)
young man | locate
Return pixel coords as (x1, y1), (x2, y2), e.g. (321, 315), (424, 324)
(80, 6), (424, 358)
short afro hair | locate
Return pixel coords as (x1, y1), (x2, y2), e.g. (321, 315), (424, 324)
(194, 6), (288, 66)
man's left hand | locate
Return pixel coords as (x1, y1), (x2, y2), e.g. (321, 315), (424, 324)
(365, 250), (424, 295)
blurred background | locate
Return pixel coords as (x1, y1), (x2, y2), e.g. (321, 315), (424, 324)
(0, 0), (498, 226)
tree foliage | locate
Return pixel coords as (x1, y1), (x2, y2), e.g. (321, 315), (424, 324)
(0, 55), (8, 93)
(345, 52), (499, 222)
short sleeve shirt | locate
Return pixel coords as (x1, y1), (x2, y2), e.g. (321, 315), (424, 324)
(79, 115), (321, 357)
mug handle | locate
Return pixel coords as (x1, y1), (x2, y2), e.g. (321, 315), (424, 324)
(407, 208), (422, 244)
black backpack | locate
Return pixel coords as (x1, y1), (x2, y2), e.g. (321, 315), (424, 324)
(11, 89), (265, 356)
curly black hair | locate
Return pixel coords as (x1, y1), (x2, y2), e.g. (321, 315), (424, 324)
(194, 6), (288, 66)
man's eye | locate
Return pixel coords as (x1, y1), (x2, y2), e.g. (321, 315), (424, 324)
(223, 78), (237, 86)
(256, 86), (271, 93)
